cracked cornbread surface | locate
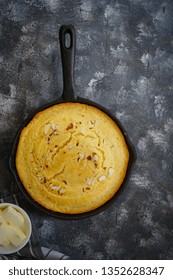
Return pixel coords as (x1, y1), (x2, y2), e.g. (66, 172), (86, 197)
(16, 103), (129, 214)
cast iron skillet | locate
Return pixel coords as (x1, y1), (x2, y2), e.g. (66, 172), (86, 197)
(9, 25), (136, 219)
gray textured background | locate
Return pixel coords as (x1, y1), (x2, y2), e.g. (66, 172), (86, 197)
(0, 0), (173, 259)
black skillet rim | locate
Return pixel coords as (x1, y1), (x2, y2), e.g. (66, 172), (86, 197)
(9, 97), (136, 220)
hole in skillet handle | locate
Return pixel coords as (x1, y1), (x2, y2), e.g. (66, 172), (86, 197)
(59, 25), (76, 102)
(65, 33), (71, 49)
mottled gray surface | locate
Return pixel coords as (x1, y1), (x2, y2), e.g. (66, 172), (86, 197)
(0, 0), (173, 259)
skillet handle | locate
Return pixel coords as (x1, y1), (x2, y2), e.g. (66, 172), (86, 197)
(59, 24), (76, 101)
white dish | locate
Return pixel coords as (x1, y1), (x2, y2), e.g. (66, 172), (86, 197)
(0, 203), (32, 255)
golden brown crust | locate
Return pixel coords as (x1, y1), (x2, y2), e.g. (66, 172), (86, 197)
(16, 103), (129, 214)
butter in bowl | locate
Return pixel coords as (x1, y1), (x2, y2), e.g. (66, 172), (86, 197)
(0, 203), (32, 255)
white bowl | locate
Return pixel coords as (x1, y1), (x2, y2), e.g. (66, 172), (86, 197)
(0, 203), (32, 255)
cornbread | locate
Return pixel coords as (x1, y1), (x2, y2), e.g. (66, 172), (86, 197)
(16, 102), (129, 214)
